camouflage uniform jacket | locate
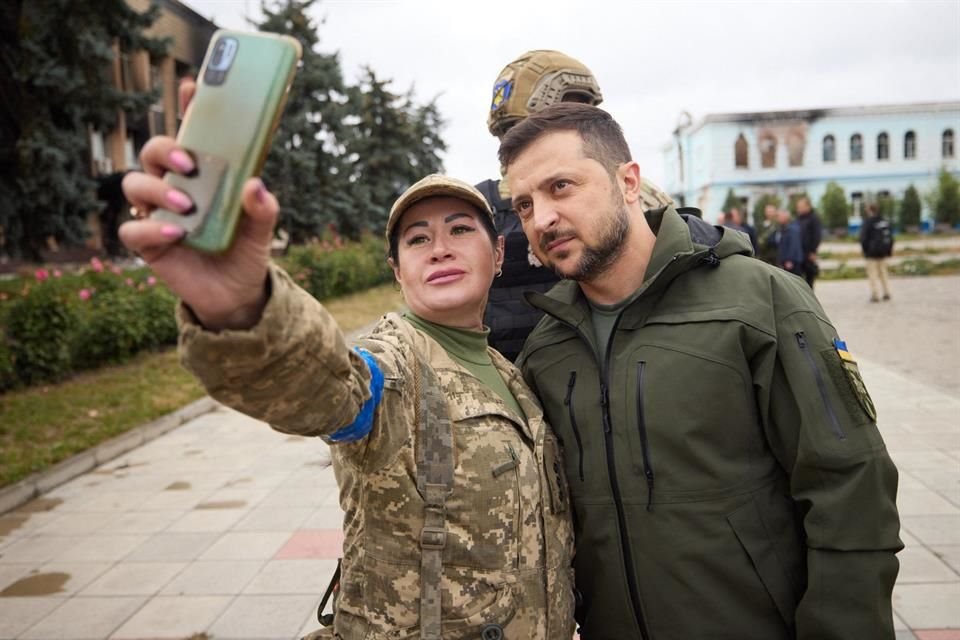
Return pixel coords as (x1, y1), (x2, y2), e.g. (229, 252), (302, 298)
(178, 266), (576, 640)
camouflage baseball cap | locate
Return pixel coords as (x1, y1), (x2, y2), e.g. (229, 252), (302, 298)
(487, 50), (603, 138)
(386, 174), (495, 241)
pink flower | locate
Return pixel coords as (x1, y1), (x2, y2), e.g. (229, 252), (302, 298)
(34, 268), (49, 281)
(125, 278), (134, 286)
(53, 269), (62, 278)
(90, 257), (104, 273)
(147, 276), (157, 286)
(111, 266), (123, 276)
(78, 289), (92, 301)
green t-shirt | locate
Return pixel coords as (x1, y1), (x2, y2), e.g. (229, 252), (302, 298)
(403, 312), (525, 421)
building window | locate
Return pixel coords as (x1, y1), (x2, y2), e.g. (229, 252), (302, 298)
(851, 192), (864, 218)
(904, 130), (916, 159)
(822, 135), (836, 162)
(877, 132), (889, 160)
(850, 134), (863, 162)
(734, 133), (748, 168)
(787, 130), (805, 167)
(944, 129), (955, 158)
(759, 131), (777, 168)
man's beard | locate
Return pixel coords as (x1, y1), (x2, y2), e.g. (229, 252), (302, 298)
(541, 197), (630, 282)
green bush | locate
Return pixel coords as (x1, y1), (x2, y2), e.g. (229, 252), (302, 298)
(0, 332), (16, 391)
(5, 285), (77, 384)
(283, 234), (392, 301)
(71, 288), (151, 369)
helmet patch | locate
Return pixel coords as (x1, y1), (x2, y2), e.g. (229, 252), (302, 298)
(490, 79), (513, 112)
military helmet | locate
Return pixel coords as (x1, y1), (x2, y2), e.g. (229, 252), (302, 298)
(487, 50), (603, 138)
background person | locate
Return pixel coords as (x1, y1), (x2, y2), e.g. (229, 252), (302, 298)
(776, 208), (805, 275)
(120, 137), (575, 638)
(499, 103), (902, 640)
(796, 196), (823, 289)
(479, 49), (674, 361)
(860, 202), (894, 302)
(756, 202), (781, 264)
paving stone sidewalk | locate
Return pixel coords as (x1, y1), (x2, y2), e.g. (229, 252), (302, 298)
(1, 277), (958, 639)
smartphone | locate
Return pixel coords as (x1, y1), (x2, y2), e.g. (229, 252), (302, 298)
(151, 30), (302, 253)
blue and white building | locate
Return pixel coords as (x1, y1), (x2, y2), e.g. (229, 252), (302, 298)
(661, 101), (960, 227)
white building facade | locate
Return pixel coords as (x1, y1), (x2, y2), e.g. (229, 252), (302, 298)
(661, 102), (960, 228)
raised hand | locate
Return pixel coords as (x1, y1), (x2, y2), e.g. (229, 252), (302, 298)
(119, 134), (279, 331)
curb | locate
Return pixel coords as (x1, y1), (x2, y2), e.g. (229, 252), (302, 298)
(0, 396), (219, 515)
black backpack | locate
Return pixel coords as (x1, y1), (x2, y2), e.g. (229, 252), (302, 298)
(865, 219), (894, 258)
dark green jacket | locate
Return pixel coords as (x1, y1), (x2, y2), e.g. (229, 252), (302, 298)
(518, 206), (902, 640)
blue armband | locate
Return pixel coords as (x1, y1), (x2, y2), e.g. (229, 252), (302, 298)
(326, 348), (384, 444)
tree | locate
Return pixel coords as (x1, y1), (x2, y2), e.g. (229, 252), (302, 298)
(257, 0), (355, 244)
(751, 193), (781, 227)
(343, 68), (445, 236)
(900, 185), (922, 230)
(787, 192), (810, 216)
(932, 167), (960, 227)
(721, 188), (740, 215)
(0, 0), (168, 260)
(819, 182), (849, 231)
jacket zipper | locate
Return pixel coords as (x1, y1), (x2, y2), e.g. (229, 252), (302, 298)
(635, 362), (656, 511)
(796, 331), (846, 440)
(599, 326), (650, 639)
(508, 445), (522, 569)
(563, 371), (586, 481)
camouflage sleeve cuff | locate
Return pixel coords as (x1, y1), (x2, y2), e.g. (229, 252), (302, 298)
(177, 263), (370, 435)
(324, 348), (383, 444)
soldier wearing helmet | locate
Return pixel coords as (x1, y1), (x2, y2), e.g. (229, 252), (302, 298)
(478, 50), (673, 361)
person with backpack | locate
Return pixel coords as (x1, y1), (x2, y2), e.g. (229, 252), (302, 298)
(480, 50), (674, 361)
(121, 124), (575, 638)
(860, 202), (894, 302)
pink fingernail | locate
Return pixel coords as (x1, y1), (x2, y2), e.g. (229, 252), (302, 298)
(165, 189), (193, 212)
(169, 149), (196, 174)
(161, 225), (186, 239)
(254, 179), (267, 203)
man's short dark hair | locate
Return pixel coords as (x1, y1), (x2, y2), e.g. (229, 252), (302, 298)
(498, 103), (631, 176)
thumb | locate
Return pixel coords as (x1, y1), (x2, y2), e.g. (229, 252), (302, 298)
(240, 177), (280, 246)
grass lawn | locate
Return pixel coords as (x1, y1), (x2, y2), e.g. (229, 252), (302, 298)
(0, 284), (403, 489)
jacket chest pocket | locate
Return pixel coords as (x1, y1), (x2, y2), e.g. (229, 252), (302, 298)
(622, 340), (762, 497)
(445, 423), (532, 570)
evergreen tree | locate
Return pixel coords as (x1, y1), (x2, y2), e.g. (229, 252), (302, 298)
(257, 0), (353, 244)
(344, 68), (446, 236)
(933, 167), (960, 227)
(721, 188), (740, 215)
(0, 0), (168, 260)
(819, 182), (850, 231)
(901, 185), (922, 230)
(751, 193), (781, 227)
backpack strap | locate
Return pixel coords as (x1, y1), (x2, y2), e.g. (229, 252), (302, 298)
(414, 353), (454, 640)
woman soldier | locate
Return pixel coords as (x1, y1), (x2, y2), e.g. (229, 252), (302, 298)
(120, 139), (575, 638)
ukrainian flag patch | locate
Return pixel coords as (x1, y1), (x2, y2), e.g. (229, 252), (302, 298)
(833, 338), (855, 363)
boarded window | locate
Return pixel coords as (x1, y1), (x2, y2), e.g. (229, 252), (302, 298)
(787, 130), (805, 167)
(735, 134), (748, 168)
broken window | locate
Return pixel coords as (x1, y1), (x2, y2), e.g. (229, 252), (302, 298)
(759, 131), (777, 168)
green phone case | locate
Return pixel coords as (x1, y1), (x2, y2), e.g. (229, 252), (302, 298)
(151, 30), (301, 253)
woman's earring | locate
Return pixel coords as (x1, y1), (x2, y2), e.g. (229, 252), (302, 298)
(495, 268), (503, 278)
(393, 281), (402, 292)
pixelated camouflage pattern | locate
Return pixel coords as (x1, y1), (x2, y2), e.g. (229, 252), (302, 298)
(179, 265), (575, 640)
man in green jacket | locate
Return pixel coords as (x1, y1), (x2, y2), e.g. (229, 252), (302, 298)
(499, 103), (902, 640)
